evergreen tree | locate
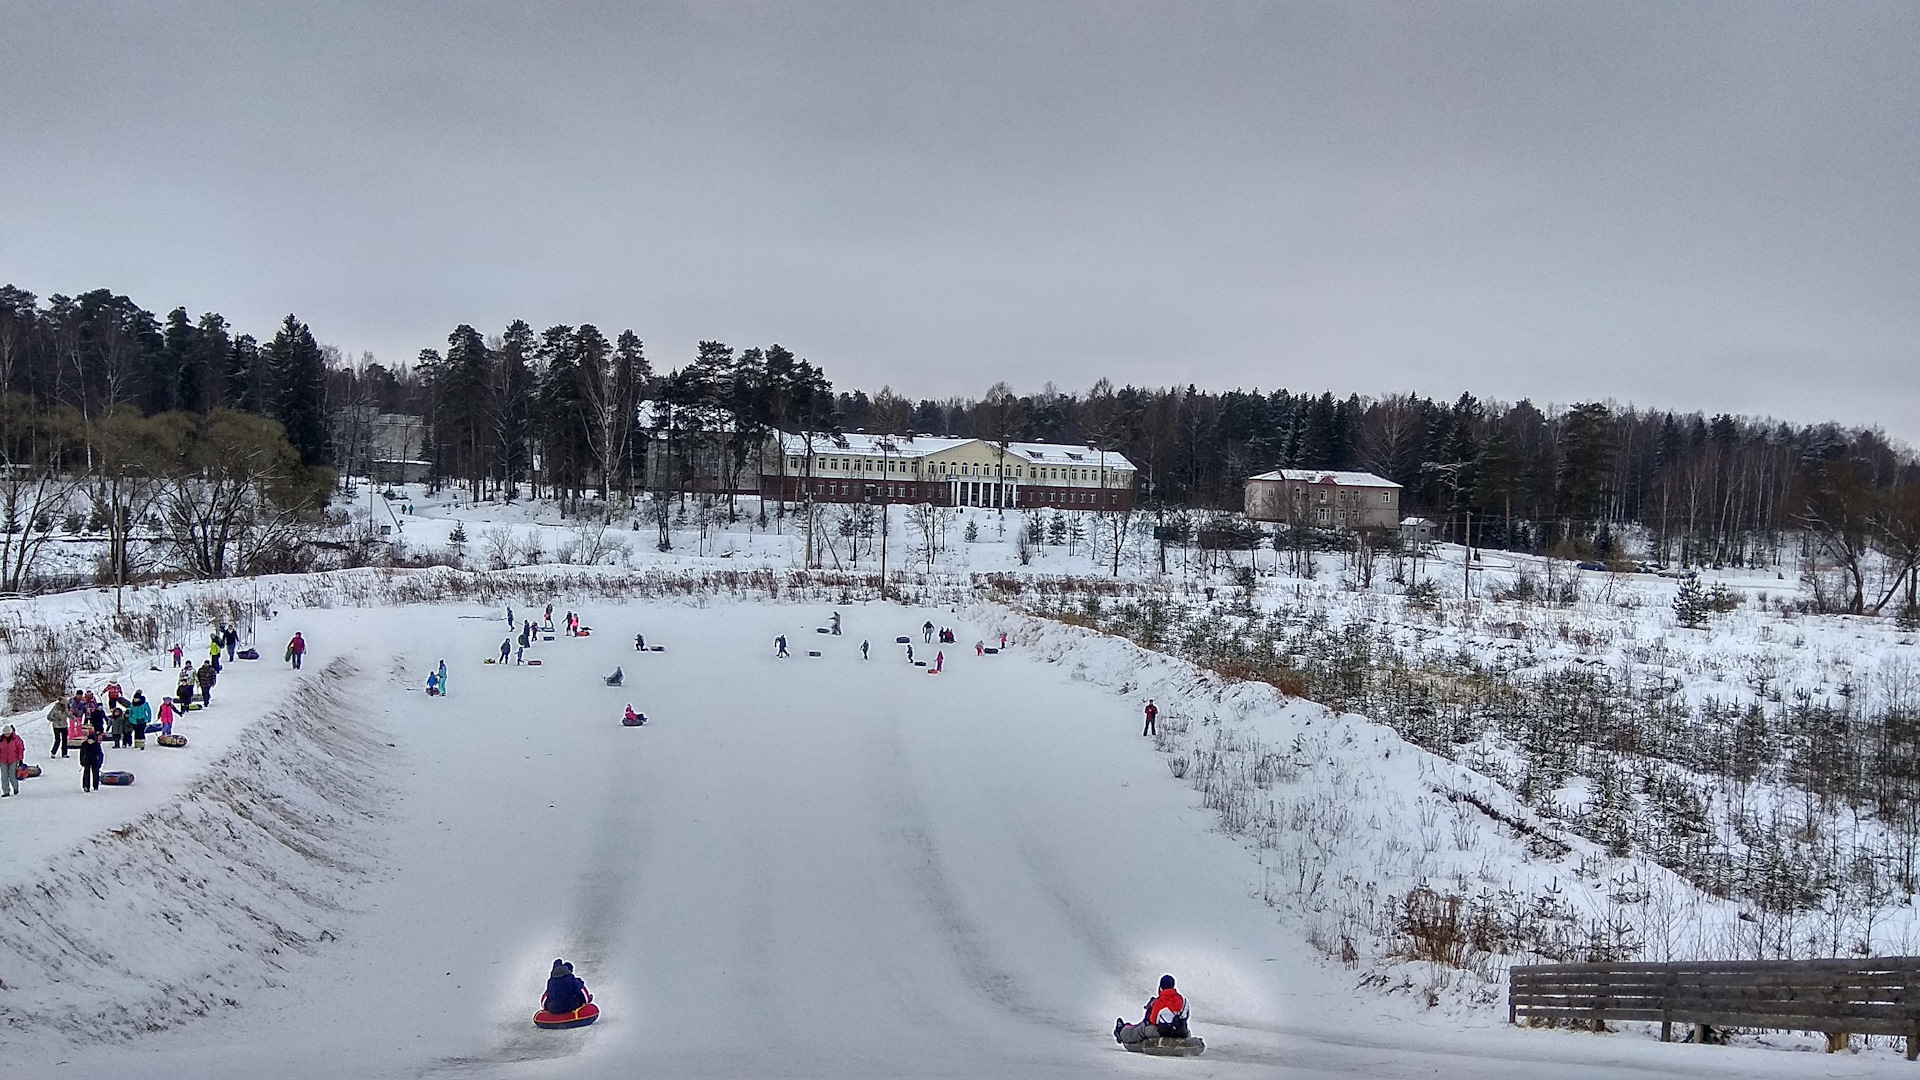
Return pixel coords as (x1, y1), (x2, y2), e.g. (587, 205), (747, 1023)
(264, 315), (331, 466)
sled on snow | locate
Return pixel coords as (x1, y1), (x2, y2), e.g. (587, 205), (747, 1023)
(156, 734), (187, 748)
(983, 647), (999, 654)
(647, 646), (664, 652)
(815, 627), (830, 634)
(533, 1001), (599, 1029)
(99, 771), (135, 786)
(621, 713), (647, 727)
(913, 662), (927, 667)
(15, 763), (41, 779)
(807, 650), (822, 657)
(895, 636), (911, 643)
(1125, 1037), (1205, 1057)
(237, 648), (260, 660)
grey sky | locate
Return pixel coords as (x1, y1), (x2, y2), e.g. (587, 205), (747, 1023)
(2, 2), (1915, 441)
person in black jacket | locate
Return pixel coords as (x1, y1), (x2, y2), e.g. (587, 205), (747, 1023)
(542, 959), (589, 1015)
(78, 729), (104, 792)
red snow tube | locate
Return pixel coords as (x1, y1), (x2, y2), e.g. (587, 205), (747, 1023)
(533, 1001), (599, 1029)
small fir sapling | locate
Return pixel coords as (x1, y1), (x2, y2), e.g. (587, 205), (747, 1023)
(1673, 576), (1710, 628)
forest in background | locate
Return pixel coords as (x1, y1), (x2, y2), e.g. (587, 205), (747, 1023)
(1, 284), (1915, 610)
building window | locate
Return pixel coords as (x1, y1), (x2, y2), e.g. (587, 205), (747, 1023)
(1381, 492), (1391, 503)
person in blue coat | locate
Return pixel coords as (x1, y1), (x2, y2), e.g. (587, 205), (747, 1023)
(543, 959), (589, 1015)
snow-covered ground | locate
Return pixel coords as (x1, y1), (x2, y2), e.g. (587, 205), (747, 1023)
(1, 578), (1916, 1076)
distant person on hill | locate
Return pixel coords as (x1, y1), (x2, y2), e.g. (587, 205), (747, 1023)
(1116, 975), (1189, 1045)
(604, 667), (623, 687)
(175, 666), (194, 711)
(860, 639), (869, 659)
(128, 691), (151, 749)
(437, 660), (448, 696)
(286, 631), (307, 670)
(195, 661), (217, 705)
(830, 611), (841, 635)
(1142, 699), (1158, 736)
(78, 728), (104, 793)
(634, 633), (646, 651)
(426, 671), (441, 697)
(922, 621), (934, 643)
(775, 635), (788, 658)
(0, 725), (24, 796)
(169, 643), (183, 666)
(48, 700), (68, 757)
(934, 651), (944, 673)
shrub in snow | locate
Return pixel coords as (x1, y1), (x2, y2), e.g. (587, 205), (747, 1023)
(1673, 576), (1709, 628)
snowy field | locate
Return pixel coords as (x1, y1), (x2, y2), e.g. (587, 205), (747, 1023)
(2, 581), (1917, 1077)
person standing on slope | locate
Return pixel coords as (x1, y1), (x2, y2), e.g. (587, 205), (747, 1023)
(437, 659), (449, 697)
(1142, 699), (1158, 737)
(286, 632), (307, 670)
(860, 639), (869, 660)
(1115, 974), (1189, 1045)
(48, 699), (68, 758)
(774, 635), (789, 658)
(934, 650), (944, 673)
(195, 660), (217, 706)
(157, 695), (176, 737)
(127, 690), (151, 749)
(500, 639), (512, 664)
(223, 624), (239, 662)
(0, 725), (24, 797)
(922, 620), (934, 643)
(78, 727), (104, 793)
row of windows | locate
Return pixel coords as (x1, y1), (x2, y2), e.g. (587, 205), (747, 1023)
(794, 479), (1124, 504)
(789, 455), (1127, 484)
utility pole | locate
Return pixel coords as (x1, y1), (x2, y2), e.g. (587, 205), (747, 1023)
(1463, 509), (1473, 602)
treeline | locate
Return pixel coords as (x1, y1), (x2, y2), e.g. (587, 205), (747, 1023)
(4, 283), (1916, 606)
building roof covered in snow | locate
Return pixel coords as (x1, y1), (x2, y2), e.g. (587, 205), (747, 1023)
(778, 432), (1133, 471)
(1247, 469), (1402, 488)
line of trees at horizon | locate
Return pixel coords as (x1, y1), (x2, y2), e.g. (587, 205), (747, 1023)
(2, 283), (1914, 610)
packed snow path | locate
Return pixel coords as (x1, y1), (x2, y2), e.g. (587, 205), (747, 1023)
(16, 601), (1912, 1078)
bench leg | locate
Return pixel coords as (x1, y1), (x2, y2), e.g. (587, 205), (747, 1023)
(1660, 1021), (1672, 1043)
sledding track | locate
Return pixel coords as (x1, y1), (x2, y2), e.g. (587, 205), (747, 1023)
(16, 602), (1919, 1079)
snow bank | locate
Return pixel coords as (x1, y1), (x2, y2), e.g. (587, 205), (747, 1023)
(0, 658), (394, 1044)
(966, 598), (1752, 1016)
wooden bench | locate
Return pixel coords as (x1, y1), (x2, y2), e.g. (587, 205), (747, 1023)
(1509, 957), (1920, 1058)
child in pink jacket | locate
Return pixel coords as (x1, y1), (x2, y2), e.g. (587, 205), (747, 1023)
(158, 697), (176, 736)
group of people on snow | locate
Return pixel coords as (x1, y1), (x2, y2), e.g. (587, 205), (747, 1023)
(1, 626), (310, 797)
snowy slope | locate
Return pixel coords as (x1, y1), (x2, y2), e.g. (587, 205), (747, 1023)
(1, 590), (1914, 1077)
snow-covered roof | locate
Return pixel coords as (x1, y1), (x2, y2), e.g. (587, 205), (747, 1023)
(1400, 516), (1436, 526)
(779, 433), (1133, 470)
(1248, 469), (1402, 489)
(778, 432), (971, 457)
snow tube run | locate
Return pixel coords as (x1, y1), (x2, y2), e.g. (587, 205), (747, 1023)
(156, 733), (187, 748)
(533, 1001), (599, 1029)
(99, 771), (135, 786)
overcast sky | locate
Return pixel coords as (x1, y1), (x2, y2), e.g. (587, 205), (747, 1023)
(2, 2), (1915, 441)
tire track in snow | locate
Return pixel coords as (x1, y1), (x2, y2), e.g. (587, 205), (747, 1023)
(867, 718), (1079, 1034)
(421, 726), (653, 1075)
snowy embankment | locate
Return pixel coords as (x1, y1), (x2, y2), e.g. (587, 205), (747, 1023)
(966, 598), (1751, 1015)
(0, 658), (394, 1041)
